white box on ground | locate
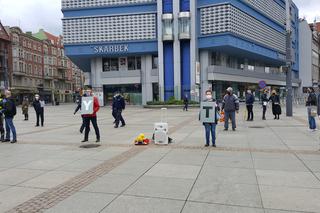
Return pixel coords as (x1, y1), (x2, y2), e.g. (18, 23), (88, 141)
(154, 122), (168, 145)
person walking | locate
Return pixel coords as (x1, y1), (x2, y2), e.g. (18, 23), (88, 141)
(113, 93), (126, 128)
(1, 90), (17, 143)
(33, 94), (44, 127)
(22, 96), (29, 121)
(112, 93), (117, 124)
(245, 90), (254, 121)
(269, 90), (281, 120)
(202, 90), (220, 147)
(222, 87), (239, 131)
(82, 86), (100, 142)
(74, 93), (85, 134)
(261, 90), (269, 120)
(306, 87), (317, 131)
(183, 94), (189, 111)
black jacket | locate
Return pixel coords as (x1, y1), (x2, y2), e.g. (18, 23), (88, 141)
(245, 94), (254, 105)
(261, 94), (268, 102)
(33, 100), (43, 113)
(74, 96), (82, 114)
(2, 98), (16, 118)
(306, 93), (317, 107)
(112, 95), (125, 110)
(269, 95), (280, 104)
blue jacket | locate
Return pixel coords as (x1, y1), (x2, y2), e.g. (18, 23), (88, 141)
(245, 94), (255, 105)
(112, 95), (125, 110)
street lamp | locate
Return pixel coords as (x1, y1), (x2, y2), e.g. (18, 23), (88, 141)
(285, 0), (293, 117)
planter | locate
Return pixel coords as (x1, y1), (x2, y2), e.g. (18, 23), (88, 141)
(143, 104), (200, 109)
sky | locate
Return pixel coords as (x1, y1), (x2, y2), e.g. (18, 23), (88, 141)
(0, 0), (319, 36)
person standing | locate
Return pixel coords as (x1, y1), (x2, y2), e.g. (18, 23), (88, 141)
(269, 90), (281, 120)
(306, 87), (317, 131)
(183, 94), (189, 111)
(222, 87), (239, 131)
(0, 94), (5, 141)
(113, 93), (126, 128)
(1, 90), (17, 143)
(33, 94), (45, 127)
(245, 90), (254, 121)
(261, 90), (269, 120)
(82, 86), (100, 142)
(112, 93), (117, 124)
(22, 96), (29, 121)
(202, 90), (219, 147)
(74, 93), (85, 134)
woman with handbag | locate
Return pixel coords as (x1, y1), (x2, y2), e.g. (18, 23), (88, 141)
(269, 90), (281, 120)
(306, 87), (317, 131)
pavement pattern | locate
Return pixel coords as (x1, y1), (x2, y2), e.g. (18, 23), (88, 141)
(0, 104), (319, 213)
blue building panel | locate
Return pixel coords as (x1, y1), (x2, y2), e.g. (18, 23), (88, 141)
(180, 0), (190, 11)
(163, 42), (174, 100)
(163, 0), (173, 13)
(180, 40), (191, 97)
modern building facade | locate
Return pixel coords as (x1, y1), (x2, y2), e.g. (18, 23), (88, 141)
(62, 0), (300, 105)
(0, 21), (12, 90)
(299, 19), (320, 92)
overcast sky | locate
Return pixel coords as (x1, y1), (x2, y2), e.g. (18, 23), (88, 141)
(0, 0), (319, 36)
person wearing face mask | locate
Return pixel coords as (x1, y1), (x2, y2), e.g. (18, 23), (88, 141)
(305, 87), (317, 131)
(1, 90), (17, 143)
(269, 90), (281, 120)
(245, 90), (255, 121)
(202, 90), (220, 147)
(82, 86), (100, 142)
(33, 94), (45, 127)
(222, 87), (239, 131)
(261, 90), (269, 120)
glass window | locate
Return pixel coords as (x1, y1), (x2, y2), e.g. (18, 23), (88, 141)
(152, 55), (158, 69)
(103, 58), (110, 72)
(179, 16), (190, 39)
(237, 58), (245, 70)
(136, 57), (141, 70)
(248, 60), (255, 71)
(211, 52), (221, 66)
(110, 58), (119, 71)
(128, 57), (136, 70)
(227, 56), (236, 68)
(265, 67), (270, 73)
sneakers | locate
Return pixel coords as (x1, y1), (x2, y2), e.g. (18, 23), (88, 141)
(11, 140), (17, 144)
(120, 124), (126, 127)
(212, 144), (216, 147)
(114, 125), (119, 128)
(204, 144), (209, 147)
(96, 139), (100, 143)
(2, 139), (10, 143)
(81, 139), (88, 143)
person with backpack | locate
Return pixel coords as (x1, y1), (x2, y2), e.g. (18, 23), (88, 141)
(222, 87), (239, 131)
(1, 90), (17, 143)
(306, 87), (317, 131)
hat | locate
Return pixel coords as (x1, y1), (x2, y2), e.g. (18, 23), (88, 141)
(226, 87), (233, 92)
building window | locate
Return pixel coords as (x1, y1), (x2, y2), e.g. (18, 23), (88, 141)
(237, 58), (245, 70)
(103, 58), (119, 72)
(227, 56), (236, 68)
(265, 67), (270, 73)
(248, 60), (255, 71)
(152, 55), (158, 69)
(211, 52), (221, 66)
(128, 57), (136, 70)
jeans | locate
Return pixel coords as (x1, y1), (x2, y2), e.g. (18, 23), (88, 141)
(204, 123), (216, 145)
(224, 111), (236, 130)
(36, 109), (44, 126)
(115, 109), (125, 126)
(307, 107), (316, 130)
(262, 106), (267, 119)
(84, 116), (100, 140)
(246, 105), (253, 120)
(5, 117), (16, 141)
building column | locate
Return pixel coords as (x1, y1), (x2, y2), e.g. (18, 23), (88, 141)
(173, 0), (181, 100)
(190, 0), (198, 102)
(141, 55), (153, 105)
(157, 0), (165, 101)
(200, 50), (210, 101)
(91, 58), (104, 106)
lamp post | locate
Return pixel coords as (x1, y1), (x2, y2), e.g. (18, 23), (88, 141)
(285, 0), (293, 117)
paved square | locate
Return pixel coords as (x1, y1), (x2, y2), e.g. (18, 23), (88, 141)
(1, 104), (320, 213)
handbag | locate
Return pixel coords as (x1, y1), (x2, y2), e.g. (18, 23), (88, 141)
(310, 107), (317, 117)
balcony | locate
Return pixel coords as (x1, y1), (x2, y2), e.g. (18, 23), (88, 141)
(13, 69), (26, 76)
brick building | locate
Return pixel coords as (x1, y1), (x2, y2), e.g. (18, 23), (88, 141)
(0, 21), (12, 90)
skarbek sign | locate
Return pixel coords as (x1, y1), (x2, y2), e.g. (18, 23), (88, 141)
(93, 44), (129, 53)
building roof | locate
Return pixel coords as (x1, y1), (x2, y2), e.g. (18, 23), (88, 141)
(33, 29), (62, 47)
(0, 21), (10, 41)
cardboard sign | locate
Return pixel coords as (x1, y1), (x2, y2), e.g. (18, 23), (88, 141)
(81, 97), (94, 115)
(200, 102), (216, 123)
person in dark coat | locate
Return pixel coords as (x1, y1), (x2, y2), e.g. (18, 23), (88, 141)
(74, 94), (86, 133)
(183, 94), (189, 111)
(22, 96), (29, 121)
(1, 90), (17, 143)
(269, 90), (281, 120)
(261, 90), (269, 120)
(245, 90), (254, 121)
(112, 94), (117, 124)
(222, 87), (239, 131)
(113, 93), (126, 128)
(202, 90), (220, 147)
(306, 87), (317, 131)
(33, 94), (44, 127)
(0, 94), (5, 141)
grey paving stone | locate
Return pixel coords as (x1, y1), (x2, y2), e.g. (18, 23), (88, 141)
(45, 192), (116, 213)
(17, 158), (74, 170)
(189, 182), (262, 208)
(256, 170), (320, 188)
(145, 163), (201, 179)
(253, 158), (308, 172)
(124, 176), (194, 200)
(205, 156), (254, 169)
(56, 159), (104, 172)
(81, 173), (139, 194)
(260, 185), (320, 212)
(19, 170), (80, 189)
(100, 195), (184, 213)
(297, 154), (320, 161)
(302, 160), (320, 172)
(182, 202), (264, 213)
(0, 186), (45, 212)
(108, 161), (155, 176)
(0, 168), (46, 185)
